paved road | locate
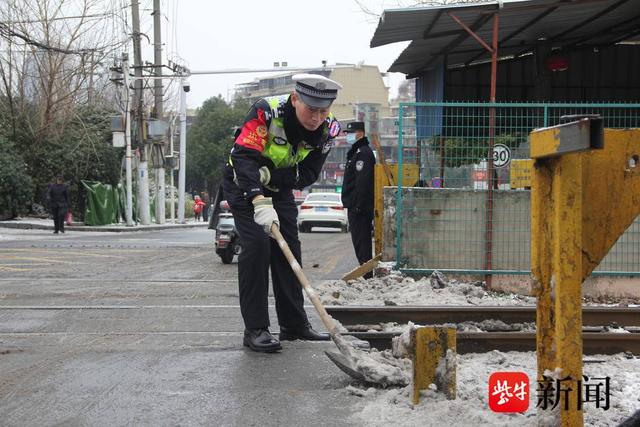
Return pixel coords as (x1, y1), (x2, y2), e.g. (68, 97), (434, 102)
(0, 227), (365, 426)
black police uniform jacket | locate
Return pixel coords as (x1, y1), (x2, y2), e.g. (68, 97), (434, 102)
(226, 96), (340, 201)
(341, 137), (375, 214)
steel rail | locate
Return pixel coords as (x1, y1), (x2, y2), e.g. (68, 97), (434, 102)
(326, 306), (640, 327)
(347, 331), (640, 355)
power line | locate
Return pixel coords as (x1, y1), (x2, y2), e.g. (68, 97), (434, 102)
(0, 11), (121, 25)
(0, 22), (100, 55)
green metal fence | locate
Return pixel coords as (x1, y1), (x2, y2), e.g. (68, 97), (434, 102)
(395, 102), (640, 276)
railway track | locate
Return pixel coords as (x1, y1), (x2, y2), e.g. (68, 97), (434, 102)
(326, 305), (640, 327)
(326, 305), (640, 355)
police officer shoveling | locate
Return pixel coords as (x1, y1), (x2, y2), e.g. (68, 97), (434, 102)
(223, 73), (342, 352)
(222, 73), (408, 387)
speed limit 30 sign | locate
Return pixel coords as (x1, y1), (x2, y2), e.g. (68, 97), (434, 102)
(492, 143), (511, 168)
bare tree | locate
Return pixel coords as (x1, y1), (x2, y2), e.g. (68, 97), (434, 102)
(353, 0), (495, 22)
(0, 0), (127, 141)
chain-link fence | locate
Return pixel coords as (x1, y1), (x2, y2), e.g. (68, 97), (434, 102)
(393, 102), (640, 276)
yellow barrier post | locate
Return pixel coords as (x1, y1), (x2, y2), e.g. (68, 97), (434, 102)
(411, 326), (456, 404)
(531, 117), (640, 426)
(373, 164), (419, 257)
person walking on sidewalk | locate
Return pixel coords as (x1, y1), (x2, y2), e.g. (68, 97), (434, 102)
(341, 121), (376, 279)
(223, 74), (343, 352)
(47, 174), (69, 234)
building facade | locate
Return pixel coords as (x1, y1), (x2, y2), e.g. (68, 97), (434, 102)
(234, 64), (392, 121)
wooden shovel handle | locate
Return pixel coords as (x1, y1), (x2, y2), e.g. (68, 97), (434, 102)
(270, 224), (338, 334)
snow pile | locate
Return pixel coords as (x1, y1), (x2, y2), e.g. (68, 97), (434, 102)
(353, 347), (412, 387)
(318, 271), (535, 306)
(347, 351), (640, 427)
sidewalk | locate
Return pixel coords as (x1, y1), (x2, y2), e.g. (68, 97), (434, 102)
(0, 217), (209, 232)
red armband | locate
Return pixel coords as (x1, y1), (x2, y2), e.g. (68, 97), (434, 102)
(236, 109), (269, 152)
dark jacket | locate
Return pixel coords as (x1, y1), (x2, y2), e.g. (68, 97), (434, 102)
(47, 183), (69, 210)
(341, 137), (375, 214)
(226, 96), (340, 202)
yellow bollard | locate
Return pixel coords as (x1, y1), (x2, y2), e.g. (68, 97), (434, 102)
(411, 326), (456, 404)
(373, 164), (419, 257)
(531, 120), (640, 426)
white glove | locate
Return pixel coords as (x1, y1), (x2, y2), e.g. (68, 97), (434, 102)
(252, 197), (279, 235)
(258, 166), (279, 192)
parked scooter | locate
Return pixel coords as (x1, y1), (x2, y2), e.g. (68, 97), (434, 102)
(214, 200), (241, 264)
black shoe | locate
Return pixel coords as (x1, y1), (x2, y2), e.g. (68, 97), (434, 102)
(243, 328), (282, 352)
(53, 231), (59, 234)
(279, 324), (330, 341)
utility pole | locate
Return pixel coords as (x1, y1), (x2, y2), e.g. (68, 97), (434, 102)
(122, 53), (134, 226)
(178, 78), (188, 223)
(169, 118), (176, 222)
(153, 0), (165, 224)
(131, 0), (151, 225)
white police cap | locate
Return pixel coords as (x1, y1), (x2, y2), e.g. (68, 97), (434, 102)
(292, 73), (342, 108)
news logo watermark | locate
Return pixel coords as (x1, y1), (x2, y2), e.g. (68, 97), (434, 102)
(488, 372), (530, 413)
(489, 372), (611, 413)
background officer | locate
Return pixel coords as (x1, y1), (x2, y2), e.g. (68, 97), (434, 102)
(223, 74), (343, 352)
(341, 122), (376, 279)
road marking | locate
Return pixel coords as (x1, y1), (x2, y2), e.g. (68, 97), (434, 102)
(0, 305), (308, 309)
(0, 278), (236, 283)
(1, 256), (75, 264)
(0, 266), (29, 272)
(0, 248), (147, 253)
(0, 331), (247, 336)
(0, 263), (51, 266)
(0, 249), (128, 258)
(27, 250), (128, 259)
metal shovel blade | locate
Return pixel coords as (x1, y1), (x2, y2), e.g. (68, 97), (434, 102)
(324, 350), (365, 382)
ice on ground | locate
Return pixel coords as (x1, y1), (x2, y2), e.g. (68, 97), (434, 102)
(318, 270), (536, 306)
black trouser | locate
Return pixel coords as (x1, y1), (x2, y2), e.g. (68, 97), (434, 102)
(52, 206), (66, 233)
(348, 209), (373, 279)
(223, 179), (308, 330)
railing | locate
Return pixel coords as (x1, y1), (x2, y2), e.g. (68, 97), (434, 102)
(394, 102), (640, 276)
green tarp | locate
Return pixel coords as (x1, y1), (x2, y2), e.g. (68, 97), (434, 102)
(82, 180), (121, 225)
(83, 180), (158, 225)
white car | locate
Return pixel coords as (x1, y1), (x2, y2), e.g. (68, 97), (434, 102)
(297, 192), (348, 233)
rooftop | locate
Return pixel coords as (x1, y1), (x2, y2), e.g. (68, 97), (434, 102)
(370, 0), (640, 77)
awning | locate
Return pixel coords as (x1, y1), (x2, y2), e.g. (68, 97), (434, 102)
(370, 0), (640, 77)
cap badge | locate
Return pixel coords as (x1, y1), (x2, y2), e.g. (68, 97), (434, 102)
(329, 120), (341, 138)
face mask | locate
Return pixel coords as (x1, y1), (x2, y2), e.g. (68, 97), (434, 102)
(346, 133), (357, 144)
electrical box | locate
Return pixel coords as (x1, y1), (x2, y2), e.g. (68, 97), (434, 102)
(111, 116), (125, 132)
(165, 156), (179, 170)
(148, 119), (169, 138)
(112, 131), (125, 148)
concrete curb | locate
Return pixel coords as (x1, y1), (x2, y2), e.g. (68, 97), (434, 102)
(0, 221), (210, 232)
